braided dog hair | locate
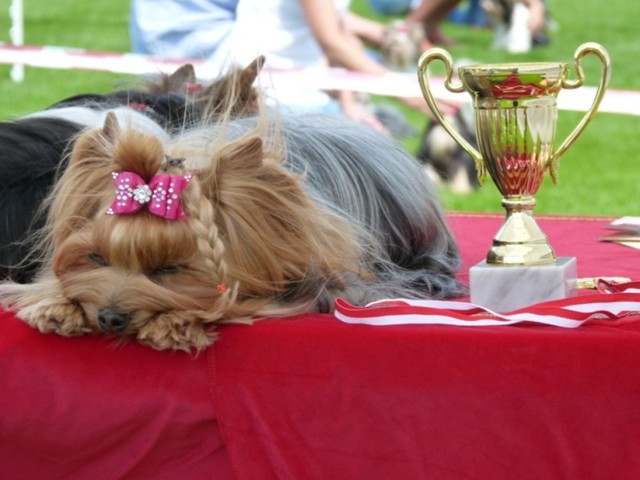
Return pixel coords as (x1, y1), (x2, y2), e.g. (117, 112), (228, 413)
(0, 72), (462, 351)
(171, 113), (464, 310)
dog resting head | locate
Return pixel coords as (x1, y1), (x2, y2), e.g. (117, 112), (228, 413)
(2, 112), (361, 351)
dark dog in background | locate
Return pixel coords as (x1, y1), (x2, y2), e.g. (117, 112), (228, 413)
(0, 59), (264, 283)
(416, 103), (480, 194)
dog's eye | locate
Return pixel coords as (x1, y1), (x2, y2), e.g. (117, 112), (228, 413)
(151, 265), (183, 276)
(89, 253), (108, 267)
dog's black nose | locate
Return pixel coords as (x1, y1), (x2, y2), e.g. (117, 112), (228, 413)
(97, 308), (131, 333)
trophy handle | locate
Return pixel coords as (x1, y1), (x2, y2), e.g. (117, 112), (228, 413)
(417, 48), (486, 184)
(551, 42), (611, 182)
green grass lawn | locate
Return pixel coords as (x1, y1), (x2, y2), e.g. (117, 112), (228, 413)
(0, 0), (638, 216)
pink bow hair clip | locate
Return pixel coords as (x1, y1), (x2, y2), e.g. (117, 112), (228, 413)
(106, 171), (193, 220)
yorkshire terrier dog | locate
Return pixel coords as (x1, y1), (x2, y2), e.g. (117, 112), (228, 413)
(0, 80), (463, 352)
(0, 58), (263, 284)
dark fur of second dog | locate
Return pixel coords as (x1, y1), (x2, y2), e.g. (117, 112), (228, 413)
(416, 104), (480, 194)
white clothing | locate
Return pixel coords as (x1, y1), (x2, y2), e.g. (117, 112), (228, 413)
(208, 0), (351, 112)
(130, 0), (238, 60)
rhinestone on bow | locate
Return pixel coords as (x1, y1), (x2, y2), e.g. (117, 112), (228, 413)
(133, 184), (153, 204)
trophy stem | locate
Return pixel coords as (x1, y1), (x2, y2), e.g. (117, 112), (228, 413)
(488, 196), (556, 266)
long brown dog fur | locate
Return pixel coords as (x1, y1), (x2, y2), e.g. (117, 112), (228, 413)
(0, 58), (462, 352)
(1, 111), (365, 351)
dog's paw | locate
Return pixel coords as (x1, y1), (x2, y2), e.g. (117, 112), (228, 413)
(17, 300), (90, 336)
(136, 312), (218, 352)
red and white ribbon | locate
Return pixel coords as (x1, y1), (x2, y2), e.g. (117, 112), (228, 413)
(334, 293), (640, 328)
(597, 279), (640, 294)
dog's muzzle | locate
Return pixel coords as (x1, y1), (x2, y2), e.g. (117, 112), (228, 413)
(97, 308), (131, 333)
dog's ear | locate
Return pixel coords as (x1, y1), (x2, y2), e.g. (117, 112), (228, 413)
(169, 63), (197, 87)
(219, 136), (264, 172)
(215, 136), (264, 177)
(102, 111), (121, 142)
(47, 113), (124, 243)
(195, 136), (264, 200)
(66, 112), (120, 167)
(239, 136), (263, 167)
(195, 57), (264, 120)
(239, 55), (265, 91)
(89, 111), (165, 179)
(233, 56), (264, 112)
(163, 63), (198, 94)
(145, 63), (198, 95)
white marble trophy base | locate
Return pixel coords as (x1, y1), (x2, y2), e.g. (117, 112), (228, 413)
(469, 257), (578, 313)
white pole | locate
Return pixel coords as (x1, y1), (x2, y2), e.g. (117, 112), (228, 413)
(9, 0), (24, 82)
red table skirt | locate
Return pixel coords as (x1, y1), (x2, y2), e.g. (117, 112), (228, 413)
(2, 213), (640, 479)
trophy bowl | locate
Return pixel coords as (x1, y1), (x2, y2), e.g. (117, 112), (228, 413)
(418, 43), (611, 266)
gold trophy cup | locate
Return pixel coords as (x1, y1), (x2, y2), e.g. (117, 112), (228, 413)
(418, 43), (611, 266)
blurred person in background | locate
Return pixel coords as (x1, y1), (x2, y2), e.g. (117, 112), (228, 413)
(130, 0), (458, 132)
(368, 0), (462, 47)
(207, 0), (457, 128)
(130, 0), (238, 59)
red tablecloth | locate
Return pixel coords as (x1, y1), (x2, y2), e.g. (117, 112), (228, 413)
(2, 213), (640, 479)
(448, 212), (638, 288)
